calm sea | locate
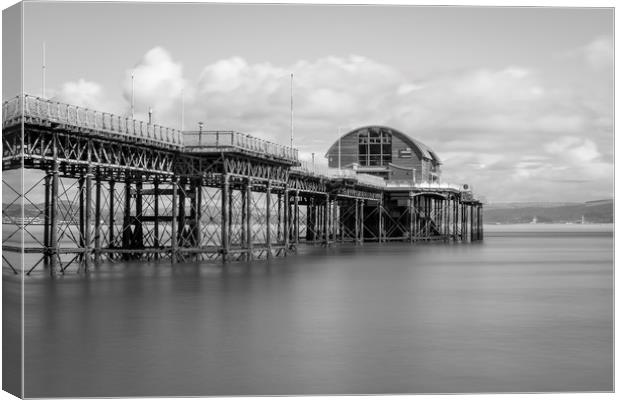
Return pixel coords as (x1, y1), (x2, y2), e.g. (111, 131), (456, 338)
(14, 224), (613, 397)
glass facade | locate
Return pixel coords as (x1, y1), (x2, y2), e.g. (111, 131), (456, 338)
(358, 128), (392, 166)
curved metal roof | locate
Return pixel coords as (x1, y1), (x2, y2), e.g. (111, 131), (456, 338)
(325, 125), (441, 164)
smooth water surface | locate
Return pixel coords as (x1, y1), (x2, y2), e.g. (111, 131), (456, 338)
(21, 225), (613, 396)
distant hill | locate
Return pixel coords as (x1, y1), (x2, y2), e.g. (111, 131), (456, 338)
(4, 199), (614, 225)
(484, 199), (613, 224)
(3, 202), (49, 218)
(3, 201), (111, 220)
(484, 202), (580, 210)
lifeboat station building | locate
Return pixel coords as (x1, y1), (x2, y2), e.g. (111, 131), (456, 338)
(321, 125), (482, 242)
(325, 126), (442, 183)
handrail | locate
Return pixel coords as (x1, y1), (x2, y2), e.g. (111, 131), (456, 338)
(291, 162), (387, 188)
(3, 94), (183, 146)
(291, 160), (330, 177)
(385, 180), (467, 191)
(356, 173), (387, 187)
(184, 130), (298, 162)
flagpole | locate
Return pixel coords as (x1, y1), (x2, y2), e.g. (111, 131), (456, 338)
(290, 73), (294, 148)
(42, 42), (46, 98)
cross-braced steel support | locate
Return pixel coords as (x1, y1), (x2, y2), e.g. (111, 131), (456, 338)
(5, 108), (483, 275)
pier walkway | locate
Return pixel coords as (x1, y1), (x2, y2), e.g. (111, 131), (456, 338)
(2, 95), (482, 275)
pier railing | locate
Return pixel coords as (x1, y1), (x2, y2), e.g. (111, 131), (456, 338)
(291, 160), (330, 177)
(3, 95), (474, 198)
(356, 173), (387, 188)
(184, 130), (298, 162)
(385, 180), (467, 191)
(3, 94), (183, 147)
(292, 161), (387, 188)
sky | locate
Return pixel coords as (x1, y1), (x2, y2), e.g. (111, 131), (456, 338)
(9, 2), (615, 203)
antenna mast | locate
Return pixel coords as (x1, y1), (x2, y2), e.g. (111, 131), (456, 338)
(42, 42), (46, 98)
(290, 73), (294, 148)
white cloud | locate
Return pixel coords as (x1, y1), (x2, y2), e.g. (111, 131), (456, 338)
(53, 43), (613, 202)
(583, 36), (613, 70)
(122, 47), (188, 123)
(544, 136), (601, 162)
(397, 83), (424, 95)
(56, 79), (112, 111)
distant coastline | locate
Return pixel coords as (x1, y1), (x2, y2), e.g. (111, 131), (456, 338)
(483, 222), (613, 235)
(483, 199), (612, 225)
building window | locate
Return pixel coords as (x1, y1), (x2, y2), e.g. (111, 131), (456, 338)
(399, 148), (412, 158)
(358, 128), (392, 166)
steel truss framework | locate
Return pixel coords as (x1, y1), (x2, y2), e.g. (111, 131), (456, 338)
(2, 123), (483, 276)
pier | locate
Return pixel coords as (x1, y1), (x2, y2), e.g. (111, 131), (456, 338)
(2, 95), (483, 276)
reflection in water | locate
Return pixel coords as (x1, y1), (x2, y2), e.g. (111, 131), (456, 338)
(23, 228), (612, 397)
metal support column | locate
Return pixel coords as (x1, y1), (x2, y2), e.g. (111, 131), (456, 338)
(313, 199), (318, 243)
(360, 200), (365, 245)
(454, 198), (459, 241)
(193, 179), (202, 248)
(178, 178), (186, 245)
(480, 206), (484, 240)
(470, 205), (474, 241)
(153, 179), (160, 251)
(241, 182), (247, 252)
(442, 198), (448, 241)
(294, 190), (299, 246)
(227, 183), (233, 248)
(122, 179), (132, 257)
(171, 177), (178, 263)
(354, 199), (360, 244)
(306, 197), (314, 242)
(445, 197), (450, 241)
(409, 193), (414, 243)
(221, 174), (230, 262)
(277, 192), (282, 244)
(470, 205), (474, 242)
(43, 173), (51, 268)
(414, 197), (418, 241)
(108, 180), (115, 252)
(94, 176), (102, 265)
(84, 169), (93, 270)
(323, 194), (329, 245)
(284, 188), (289, 254)
(378, 201), (383, 243)
(245, 179), (253, 261)
(135, 180), (143, 250)
(49, 158), (59, 276)
(340, 201), (346, 243)
(265, 180), (272, 258)
(79, 176), (85, 251)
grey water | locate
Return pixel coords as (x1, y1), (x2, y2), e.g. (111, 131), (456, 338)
(18, 225), (613, 397)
